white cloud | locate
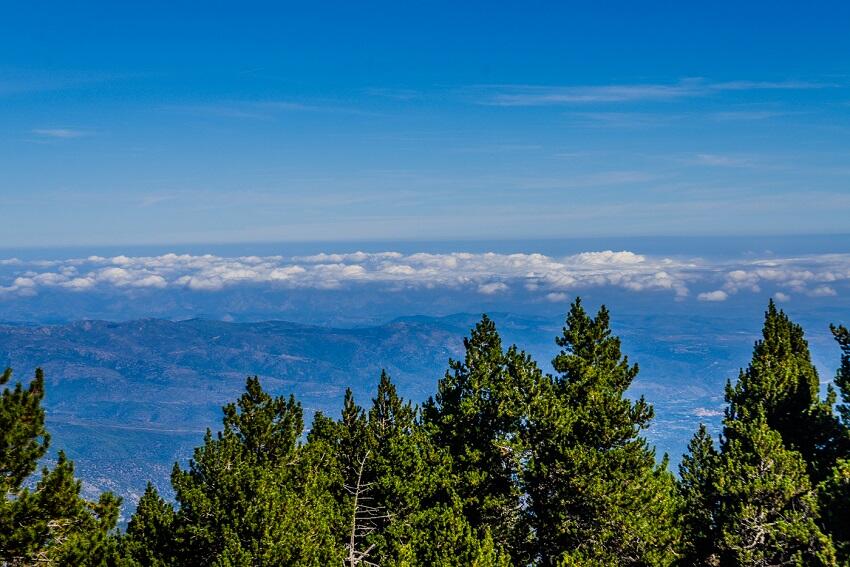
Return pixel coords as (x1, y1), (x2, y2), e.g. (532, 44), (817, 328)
(0, 250), (846, 302)
(478, 282), (509, 295)
(693, 407), (724, 418)
(774, 292), (791, 302)
(809, 285), (837, 297)
(570, 250), (646, 265)
(131, 275), (168, 288)
(61, 277), (96, 291)
(698, 290), (729, 302)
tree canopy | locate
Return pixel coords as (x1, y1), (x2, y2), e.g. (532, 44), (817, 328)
(6, 298), (850, 565)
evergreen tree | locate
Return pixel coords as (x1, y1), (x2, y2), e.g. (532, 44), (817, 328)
(311, 370), (506, 565)
(0, 368), (121, 566)
(677, 424), (720, 566)
(726, 300), (841, 480)
(525, 299), (679, 565)
(121, 483), (175, 566)
(714, 415), (835, 565)
(818, 324), (850, 563)
(819, 458), (850, 564)
(680, 308), (841, 566)
(829, 324), (850, 433)
(129, 376), (346, 565)
(423, 315), (543, 561)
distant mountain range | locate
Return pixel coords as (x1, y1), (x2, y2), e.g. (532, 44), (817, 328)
(1, 312), (841, 518)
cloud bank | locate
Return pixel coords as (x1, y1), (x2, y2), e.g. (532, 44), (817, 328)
(1, 250), (848, 302)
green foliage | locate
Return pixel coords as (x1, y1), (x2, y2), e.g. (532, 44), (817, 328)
(123, 376), (345, 566)
(316, 370), (501, 565)
(820, 325), (850, 564)
(726, 300), (842, 481)
(525, 299), (679, 565)
(677, 424), (721, 566)
(831, 324), (850, 430)
(679, 301), (847, 566)
(15, 299), (850, 565)
(819, 459), (850, 564)
(121, 483), (175, 566)
(0, 368), (121, 566)
(423, 315), (543, 560)
(715, 416), (835, 565)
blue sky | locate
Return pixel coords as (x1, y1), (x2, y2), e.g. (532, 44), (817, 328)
(2, 1), (850, 247)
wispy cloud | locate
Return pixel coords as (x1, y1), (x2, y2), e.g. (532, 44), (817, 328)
(363, 87), (422, 101)
(31, 128), (89, 139)
(689, 153), (757, 168)
(161, 100), (379, 120)
(709, 80), (830, 91)
(515, 170), (661, 190)
(1, 70), (138, 97)
(564, 112), (681, 128)
(710, 110), (792, 121)
(139, 194), (179, 207)
(476, 78), (833, 107)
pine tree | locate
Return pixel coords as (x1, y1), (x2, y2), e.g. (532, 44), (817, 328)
(423, 315), (542, 560)
(829, 324), (850, 433)
(819, 458), (850, 563)
(121, 483), (175, 566)
(818, 324), (850, 563)
(525, 299), (679, 565)
(714, 415), (835, 565)
(680, 308), (841, 566)
(726, 300), (841, 481)
(309, 370), (506, 565)
(0, 368), (121, 566)
(677, 424), (720, 566)
(141, 376), (346, 565)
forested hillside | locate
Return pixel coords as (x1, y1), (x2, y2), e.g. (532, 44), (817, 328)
(3, 299), (850, 565)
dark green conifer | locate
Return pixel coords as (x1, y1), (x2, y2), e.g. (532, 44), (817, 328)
(726, 300), (841, 480)
(818, 324), (850, 563)
(677, 424), (721, 566)
(680, 306), (841, 566)
(423, 315), (543, 561)
(159, 376), (345, 565)
(829, 324), (850, 430)
(819, 458), (850, 563)
(525, 299), (679, 565)
(121, 483), (175, 566)
(714, 415), (835, 565)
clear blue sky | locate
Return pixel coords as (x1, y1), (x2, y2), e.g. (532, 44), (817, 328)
(2, 1), (849, 247)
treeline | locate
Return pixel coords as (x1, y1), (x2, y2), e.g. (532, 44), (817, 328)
(2, 299), (850, 565)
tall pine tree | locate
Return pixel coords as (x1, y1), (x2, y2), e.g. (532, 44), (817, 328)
(423, 315), (543, 561)
(679, 303), (840, 566)
(726, 300), (841, 481)
(310, 370), (510, 565)
(524, 299), (679, 565)
(121, 482), (175, 566)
